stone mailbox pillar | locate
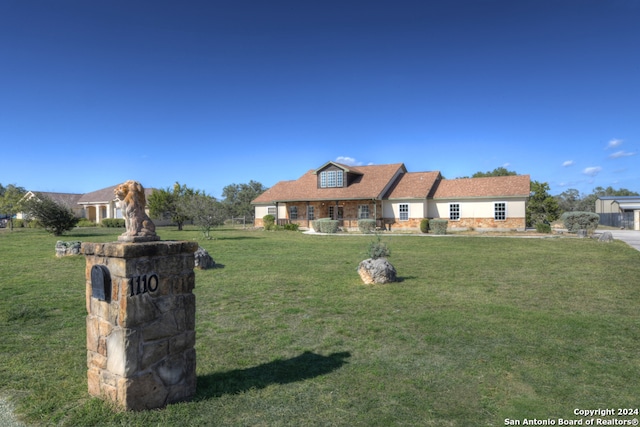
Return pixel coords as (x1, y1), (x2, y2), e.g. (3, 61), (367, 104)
(82, 240), (198, 410)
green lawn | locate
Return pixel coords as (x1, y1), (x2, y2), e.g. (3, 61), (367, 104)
(1, 227), (639, 426)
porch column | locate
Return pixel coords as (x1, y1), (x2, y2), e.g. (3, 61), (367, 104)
(635, 210), (639, 231)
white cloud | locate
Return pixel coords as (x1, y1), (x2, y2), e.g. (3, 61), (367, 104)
(562, 160), (574, 167)
(583, 166), (602, 177)
(606, 139), (623, 149)
(609, 150), (636, 159)
(335, 156), (362, 166)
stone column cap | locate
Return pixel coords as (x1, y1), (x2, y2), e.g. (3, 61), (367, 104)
(82, 241), (198, 258)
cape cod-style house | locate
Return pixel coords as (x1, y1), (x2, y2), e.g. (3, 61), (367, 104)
(252, 161), (531, 231)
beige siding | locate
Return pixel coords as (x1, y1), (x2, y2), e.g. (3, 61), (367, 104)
(428, 198), (527, 230)
(429, 199), (526, 219)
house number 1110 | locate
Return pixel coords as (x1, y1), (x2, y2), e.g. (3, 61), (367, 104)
(129, 274), (159, 297)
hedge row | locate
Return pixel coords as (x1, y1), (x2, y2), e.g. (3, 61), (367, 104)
(101, 218), (125, 228)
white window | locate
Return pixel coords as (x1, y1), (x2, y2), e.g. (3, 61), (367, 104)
(307, 206), (314, 220)
(399, 204), (409, 221)
(289, 206), (298, 220)
(320, 170), (343, 188)
(326, 171), (337, 187)
(494, 202), (506, 221)
(267, 206), (276, 216)
(449, 203), (460, 221)
(358, 205), (370, 219)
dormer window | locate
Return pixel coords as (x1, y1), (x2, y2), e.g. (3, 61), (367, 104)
(320, 170), (343, 188)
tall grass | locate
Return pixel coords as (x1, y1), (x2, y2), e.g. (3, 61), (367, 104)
(1, 227), (639, 426)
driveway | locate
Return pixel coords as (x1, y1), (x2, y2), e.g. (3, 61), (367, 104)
(597, 229), (640, 252)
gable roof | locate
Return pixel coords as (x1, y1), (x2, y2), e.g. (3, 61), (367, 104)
(78, 185), (119, 204)
(77, 184), (155, 204)
(384, 171), (442, 199)
(313, 161), (364, 176)
(252, 161), (531, 205)
(252, 163), (407, 203)
(30, 191), (83, 208)
(432, 175), (531, 199)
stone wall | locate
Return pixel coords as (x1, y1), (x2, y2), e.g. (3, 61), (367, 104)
(443, 217), (526, 231)
(83, 241), (198, 411)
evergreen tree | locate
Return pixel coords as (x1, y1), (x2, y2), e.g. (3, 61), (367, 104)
(527, 181), (560, 227)
(221, 180), (268, 219)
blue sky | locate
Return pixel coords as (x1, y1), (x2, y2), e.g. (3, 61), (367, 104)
(1, 0), (638, 198)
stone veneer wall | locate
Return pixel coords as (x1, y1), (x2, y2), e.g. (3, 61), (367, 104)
(387, 217), (526, 231)
(83, 241), (198, 411)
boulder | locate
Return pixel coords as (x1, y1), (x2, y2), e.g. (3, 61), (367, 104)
(55, 241), (82, 257)
(194, 246), (215, 269)
(357, 258), (397, 284)
(598, 231), (614, 243)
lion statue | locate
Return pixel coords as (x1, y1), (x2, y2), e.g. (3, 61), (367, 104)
(114, 180), (158, 240)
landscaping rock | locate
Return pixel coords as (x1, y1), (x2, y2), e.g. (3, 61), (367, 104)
(55, 241), (82, 257)
(194, 246), (215, 269)
(598, 231), (614, 243)
(357, 258), (397, 284)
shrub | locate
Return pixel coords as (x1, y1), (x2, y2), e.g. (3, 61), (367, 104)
(420, 218), (429, 233)
(101, 218), (125, 228)
(13, 219), (25, 228)
(283, 223), (299, 231)
(358, 219), (376, 234)
(430, 219), (448, 235)
(535, 222), (552, 233)
(561, 211), (599, 233)
(77, 218), (97, 227)
(312, 218), (339, 233)
(263, 214), (275, 231)
(367, 234), (391, 259)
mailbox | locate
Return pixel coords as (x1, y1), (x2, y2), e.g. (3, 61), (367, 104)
(90, 265), (111, 302)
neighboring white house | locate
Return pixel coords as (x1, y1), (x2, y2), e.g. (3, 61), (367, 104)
(252, 161), (531, 231)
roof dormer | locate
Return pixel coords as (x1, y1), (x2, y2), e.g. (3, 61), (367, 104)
(313, 161), (363, 189)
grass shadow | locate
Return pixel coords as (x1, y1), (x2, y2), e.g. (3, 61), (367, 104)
(212, 236), (263, 241)
(196, 351), (351, 399)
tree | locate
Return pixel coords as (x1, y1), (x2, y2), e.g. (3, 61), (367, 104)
(527, 181), (560, 227)
(21, 195), (79, 235)
(147, 182), (197, 230)
(221, 180), (268, 220)
(555, 186), (640, 214)
(592, 186), (639, 197)
(0, 183), (27, 231)
(185, 193), (225, 238)
(471, 167), (517, 178)
(556, 188), (595, 213)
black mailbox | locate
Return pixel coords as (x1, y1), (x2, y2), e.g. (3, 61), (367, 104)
(91, 265), (111, 302)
